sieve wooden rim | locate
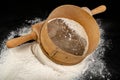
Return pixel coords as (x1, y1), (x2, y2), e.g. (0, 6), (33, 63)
(40, 5), (100, 65)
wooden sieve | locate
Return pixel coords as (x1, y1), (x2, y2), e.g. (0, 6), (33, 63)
(6, 5), (106, 65)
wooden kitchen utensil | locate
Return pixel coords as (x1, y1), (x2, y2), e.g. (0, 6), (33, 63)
(6, 5), (106, 65)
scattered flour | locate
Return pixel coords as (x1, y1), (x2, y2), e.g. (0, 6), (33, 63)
(0, 18), (111, 80)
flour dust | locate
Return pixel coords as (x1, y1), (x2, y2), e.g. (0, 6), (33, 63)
(0, 18), (111, 80)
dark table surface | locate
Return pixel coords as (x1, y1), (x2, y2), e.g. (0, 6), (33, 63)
(0, 0), (120, 80)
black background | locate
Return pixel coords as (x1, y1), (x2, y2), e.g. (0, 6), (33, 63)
(0, 0), (120, 80)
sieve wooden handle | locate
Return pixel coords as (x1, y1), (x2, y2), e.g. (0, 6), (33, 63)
(6, 32), (37, 48)
(91, 5), (106, 15)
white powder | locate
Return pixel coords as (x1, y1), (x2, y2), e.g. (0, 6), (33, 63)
(0, 18), (111, 80)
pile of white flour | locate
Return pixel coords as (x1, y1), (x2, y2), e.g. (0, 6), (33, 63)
(0, 18), (111, 80)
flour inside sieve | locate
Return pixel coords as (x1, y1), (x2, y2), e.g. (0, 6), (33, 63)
(47, 18), (89, 56)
